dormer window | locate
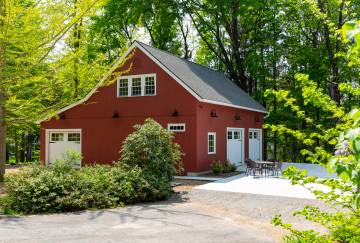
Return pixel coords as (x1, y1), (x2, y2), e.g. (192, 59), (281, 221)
(117, 74), (156, 97)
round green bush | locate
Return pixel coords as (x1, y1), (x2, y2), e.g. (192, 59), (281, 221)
(119, 118), (183, 180)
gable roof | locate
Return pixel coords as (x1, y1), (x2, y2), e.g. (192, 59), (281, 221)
(136, 41), (267, 113)
(37, 41), (267, 123)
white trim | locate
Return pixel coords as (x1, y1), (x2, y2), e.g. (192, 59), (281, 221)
(37, 41), (267, 123)
(135, 43), (203, 101)
(45, 129), (82, 166)
(167, 123), (186, 132)
(116, 73), (157, 98)
(226, 127), (245, 164)
(207, 132), (216, 154)
(201, 99), (268, 114)
(248, 128), (263, 161)
(37, 42), (138, 124)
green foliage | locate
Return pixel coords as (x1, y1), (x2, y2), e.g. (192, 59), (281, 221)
(211, 160), (237, 174)
(273, 109), (360, 242)
(3, 158), (172, 214)
(119, 118), (183, 180)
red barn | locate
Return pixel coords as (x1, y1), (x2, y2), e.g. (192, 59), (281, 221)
(39, 41), (267, 175)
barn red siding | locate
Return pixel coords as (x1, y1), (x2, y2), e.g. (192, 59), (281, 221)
(195, 102), (264, 172)
(40, 47), (265, 174)
(40, 48), (198, 173)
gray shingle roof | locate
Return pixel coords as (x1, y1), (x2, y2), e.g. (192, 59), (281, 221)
(137, 41), (267, 113)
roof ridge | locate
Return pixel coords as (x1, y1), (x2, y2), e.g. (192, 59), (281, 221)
(135, 41), (227, 76)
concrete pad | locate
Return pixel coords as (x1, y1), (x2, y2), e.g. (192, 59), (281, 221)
(195, 175), (329, 199)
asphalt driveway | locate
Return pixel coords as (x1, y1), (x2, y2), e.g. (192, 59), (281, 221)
(0, 183), (330, 243)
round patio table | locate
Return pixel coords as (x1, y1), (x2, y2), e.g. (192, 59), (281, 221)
(255, 161), (276, 177)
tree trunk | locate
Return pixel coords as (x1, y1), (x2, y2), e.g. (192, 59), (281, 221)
(73, 0), (82, 98)
(0, 0), (7, 181)
(317, 0), (342, 104)
(26, 133), (33, 161)
(14, 131), (19, 163)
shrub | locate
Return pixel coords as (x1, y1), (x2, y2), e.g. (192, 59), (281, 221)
(272, 109), (360, 242)
(119, 118), (183, 180)
(223, 159), (237, 173)
(3, 159), (172, 214)
(211, 160), (237, 174)
(211, 160), (223, 174)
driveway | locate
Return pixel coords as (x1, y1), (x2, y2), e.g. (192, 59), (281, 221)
(0, 183), (329, 243)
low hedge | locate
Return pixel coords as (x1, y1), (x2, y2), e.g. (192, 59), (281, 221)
(2, 161), (172, 214)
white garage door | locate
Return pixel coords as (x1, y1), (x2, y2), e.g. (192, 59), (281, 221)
(227, 128), (244, 165)
(47, 130), (81, 166)
(249, 129), (262, 161)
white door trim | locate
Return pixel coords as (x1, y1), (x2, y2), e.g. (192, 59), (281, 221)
(226, 127), (245, 164)
(248, 128), (262, 161)
(45, 129), (82, 166)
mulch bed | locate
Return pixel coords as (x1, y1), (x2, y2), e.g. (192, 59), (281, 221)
(201, 171), (243, 178)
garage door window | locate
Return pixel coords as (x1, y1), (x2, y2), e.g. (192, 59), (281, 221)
(51, 133), (64, 142)
(68, 133), (80, 142)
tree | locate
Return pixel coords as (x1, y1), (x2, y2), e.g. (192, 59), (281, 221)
(0, 0), (106, 181)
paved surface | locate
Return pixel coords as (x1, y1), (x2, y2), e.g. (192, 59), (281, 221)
(196, 175), (329, 199)
(197, 163), (335, 199)
(0, 187), (330, 243)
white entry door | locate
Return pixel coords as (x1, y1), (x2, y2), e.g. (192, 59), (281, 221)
(227, 128), (244, 165)
(249, 129), (262, 161)
(47, 130), (81, 166)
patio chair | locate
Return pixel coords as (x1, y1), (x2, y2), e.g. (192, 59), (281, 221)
(248, 159), (263, 178)
(244, 159), (252, 176)
(274, 161), (282, 177)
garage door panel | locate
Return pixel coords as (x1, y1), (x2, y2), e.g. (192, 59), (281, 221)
(227, 128), (244, 165)
(48, 130), (82, 166)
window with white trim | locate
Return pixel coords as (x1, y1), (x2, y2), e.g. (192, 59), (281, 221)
(118, 78), (128, 96)
(145, 76), (155, 95)
(68, 133), (81, 142)
(131, 77), (142, 96)
(51, 133), (64, 142)
(167, 123), (185, 132)
(208, 132), (216, 154)
(117, 74), (156, 97)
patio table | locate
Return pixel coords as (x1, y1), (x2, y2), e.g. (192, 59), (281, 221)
(255, 161), (276, 177)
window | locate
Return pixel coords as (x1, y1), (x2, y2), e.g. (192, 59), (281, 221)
(253, 131), (258, 139)
(118, 78), (128, 96)
(131, 77), (142, 96)
(249, 131), (253, 139)
(168, 123), (185, 132)
(227, 131), (232, 140)
(68, 133), (80, 142)
(51, 133), (64, 142)
(234, 131), (240, 139)
(145, 76), (155, 95)
(117, 74), (156, 97)
(208, 132), (216, 154)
